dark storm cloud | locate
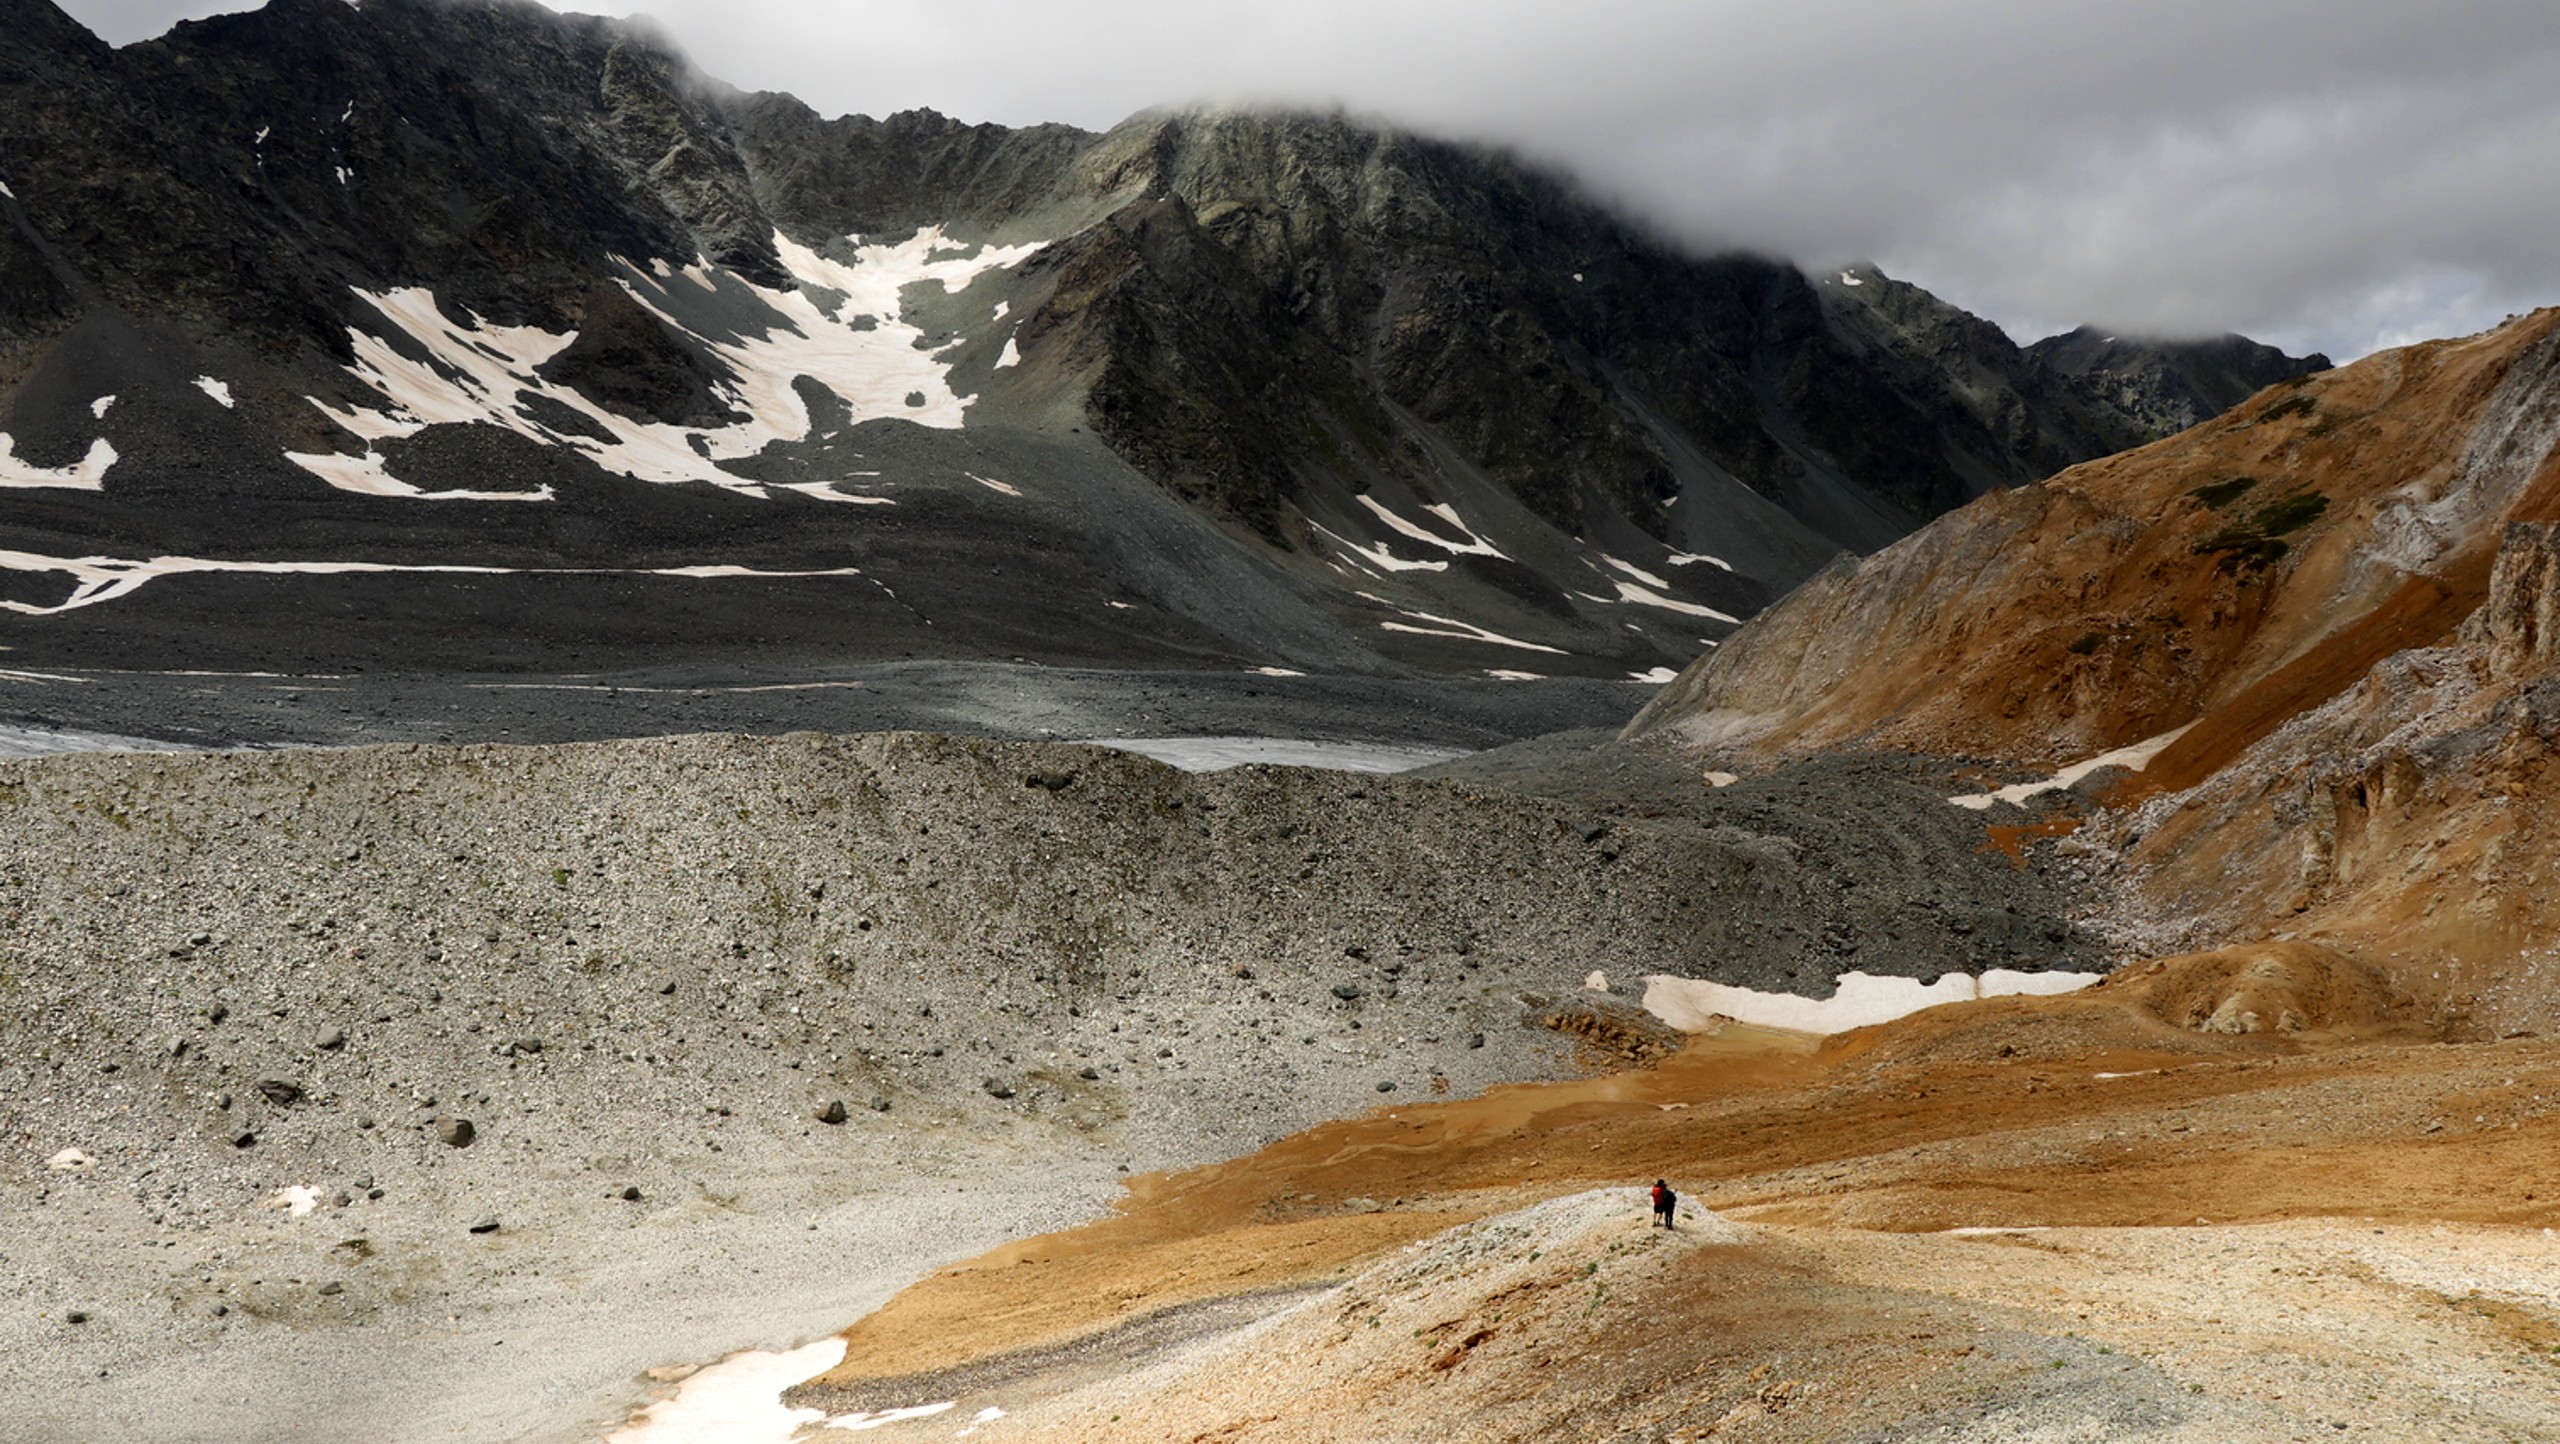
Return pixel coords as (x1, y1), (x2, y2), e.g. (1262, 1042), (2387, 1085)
(56, 0), (2560, 358)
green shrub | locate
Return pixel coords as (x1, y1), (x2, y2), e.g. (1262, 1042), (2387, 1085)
(2186, 476), (2257, 509)
(2258, 392), (2318, 424)
(2193, 489), (2330, 575)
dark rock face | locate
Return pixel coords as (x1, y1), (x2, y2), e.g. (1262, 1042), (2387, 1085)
(2030, 325), (2331, 437)
(535, 281), (743, 427)
(0, 0), (2310, 682)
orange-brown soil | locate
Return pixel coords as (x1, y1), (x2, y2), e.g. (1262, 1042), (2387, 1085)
(1628, 311), (2560, 773)
(792, 954), (2560, 1439)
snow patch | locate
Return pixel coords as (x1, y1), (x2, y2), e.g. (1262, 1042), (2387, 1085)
(991, 300), (1010, 321)
(1641, 968), (2104, 1036)
(89, 395), (115, 420)
(1946, 724), (2194, 810)
(1601, 577), (1739, 623)
(1485, 669), (1544, 681)
(1839, 270), (1864, 287)
(993, 334), (1021, 369)
(192, 376), (235, 408)
(0, 436), (116, 491)
(1665, 551), (1734, 571)
(252, 126), (268, 144)
(301, 225), (1043, 498)
(1629, 666), (1680, 682)
(335, 166), (350, 186)
(1380, 608), (1564, 653)
(967, 473), (1022, 497)
(606, 1337), (846, 1444)
(1703, 770), (1738, 787)
(1356, 496), (1506, 558)
(769, 481), (894, 505)
(823, 1401), (957, 1433)
(1311, 521), (1447, 574)
(265, 1185), (320, 1217)
(0, 548), (864, 616)
(0, 180), (14, 200)
(282, 448), (551, 502)
(1601, 554), (1671, 588)
(1251, 666), (1305, 677)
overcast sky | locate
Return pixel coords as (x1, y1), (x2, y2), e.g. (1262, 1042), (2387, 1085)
(58, 0), (2560, 360)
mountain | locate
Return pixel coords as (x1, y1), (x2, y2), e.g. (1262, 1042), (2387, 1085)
(0, 0), (2317, 682)
(1626, 307), (2560, 1030)
(2031, 325), (2337, 436)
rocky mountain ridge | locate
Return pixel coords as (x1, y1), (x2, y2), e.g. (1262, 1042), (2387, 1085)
(0, 0), (2319, 686)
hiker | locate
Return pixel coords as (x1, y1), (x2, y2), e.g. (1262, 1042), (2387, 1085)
(1649, 1178), (1677, 1229)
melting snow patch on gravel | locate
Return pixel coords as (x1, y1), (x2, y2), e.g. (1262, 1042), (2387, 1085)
(0, 435), (116, 490)
(193, 376), (235, 408)
(606, 1337), (847, 1444)
(265, 1185), (320, 1218)
(1641, 968), (2104, 1035)
(1947, 724), (2194, 810)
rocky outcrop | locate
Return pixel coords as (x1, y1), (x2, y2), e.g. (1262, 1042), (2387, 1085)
(2032, 327), (2333, 437)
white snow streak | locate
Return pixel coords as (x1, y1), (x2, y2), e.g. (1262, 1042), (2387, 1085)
(966, 473), (1022, 497)
(1310, 521), (1447, 574)
(1486, 669), (1545, 681)
(824, 1401), (959, 1433)
(1379, 609), (1565, 653)
(1602, 578), (1740, 622)
(768, 481), (894, 505)
(993, 334), (1021, 369)
(1628, 666), (1680, 682)
(0, 548), (864, 616)
(0, 436), (116, 491)
(89, 395), (115, 420)
(193, 376), (235, 408)
(1356, 496), (1506, 558)
(1665, 551), (1734, 571)
(1946, 724), (2194, 810)
(1839, 270), (1865, 287)
(281, 448), (551, 502)
(0, 180), (14, 200)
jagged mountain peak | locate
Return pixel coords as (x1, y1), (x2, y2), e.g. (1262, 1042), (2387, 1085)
(0, 0), (2308, 682)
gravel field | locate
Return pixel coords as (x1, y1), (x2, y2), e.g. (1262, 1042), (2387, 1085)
(0, 716), (2102, 1441)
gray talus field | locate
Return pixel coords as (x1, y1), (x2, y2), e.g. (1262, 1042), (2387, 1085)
(0, 727), (2087, 1441)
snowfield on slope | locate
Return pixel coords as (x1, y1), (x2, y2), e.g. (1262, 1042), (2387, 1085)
(290, 227), (1043, 497)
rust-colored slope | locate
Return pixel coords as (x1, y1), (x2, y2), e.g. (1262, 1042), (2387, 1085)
(1627, 312), (2560, 770)
(2097, 522), (2560, 1036)
(782, 959), (2560, 1440)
